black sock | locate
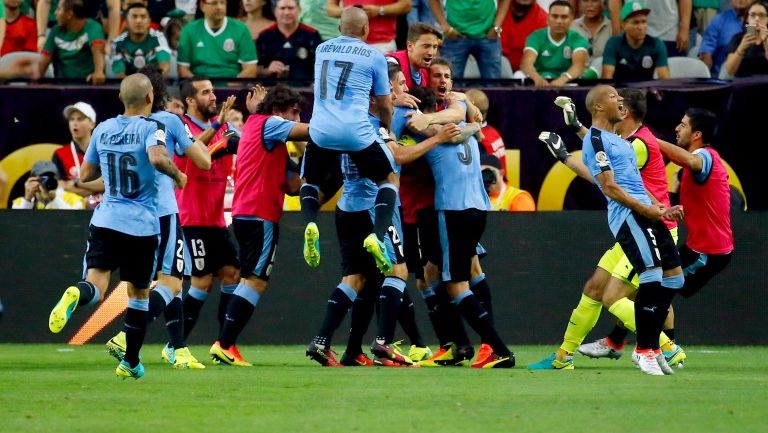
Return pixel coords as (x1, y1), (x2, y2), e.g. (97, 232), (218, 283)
(300, 184), (321, 226)
(635, 281), (665, 350)
(456, 292), (510, 357)
(373, 186), (397, 240)
(607, 325), (629, 347)
(346, 284), (377, 356)
(182, 293), (206, 339)
(469, 275), (493, 326)
(314, 285), (355, 348)
(76, 281), (98, 306)
(664, 328), (675, 342)
(398, 288), (425, 347)
(124, 307), (148, 367)
(424, 284), (449, 346)
(164, 297), (186, 349)
(219, 295), (255, 349)
(437, 284), (471, 347)
(375, 278), (405, 344)
(218, 292), (232, 334)
(147, 290), (167, 323)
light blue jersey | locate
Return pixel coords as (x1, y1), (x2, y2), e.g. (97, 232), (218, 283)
(309, 35), (390, 151)
(582, 126), (650, 235)
(424, 133), (490, 211)
(151, 111), (193, 217)
(85, 115), (165, 236)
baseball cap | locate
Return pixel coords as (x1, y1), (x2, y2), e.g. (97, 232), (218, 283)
(621, 0), (651, 21)
(480, 154), (502, 170)
(63, 102), (97, 123)
(31, 160), (59, 178)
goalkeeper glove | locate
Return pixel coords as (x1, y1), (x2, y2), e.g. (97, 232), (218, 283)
(554, 96), (584, 132)
(538, 131), (571, 163)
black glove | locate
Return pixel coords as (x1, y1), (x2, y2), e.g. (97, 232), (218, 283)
(538, 131), (571, 163)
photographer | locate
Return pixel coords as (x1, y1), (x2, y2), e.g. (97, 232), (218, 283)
(722, 0), (768, 78)
(12, 161), (85, 210)
(480, 154), (536, 212)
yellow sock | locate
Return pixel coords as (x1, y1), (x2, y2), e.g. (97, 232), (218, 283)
(560, 294), (602, 354)
(608, 297), (673, 348)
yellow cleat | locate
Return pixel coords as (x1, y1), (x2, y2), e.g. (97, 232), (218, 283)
(303, 222), (321, 268)
(106, 331), (127, 361)
(173, 347), (206, 369)
(363, 233), (392, 275)
(49, 286), (80, 333)
(210, 341), (252, 367)
(408, 345), (433, 363)
(115, 360), (145, 379)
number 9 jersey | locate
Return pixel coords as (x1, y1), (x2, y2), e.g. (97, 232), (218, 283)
(85, 115), (166, 236)
(424, 131), (490, 212)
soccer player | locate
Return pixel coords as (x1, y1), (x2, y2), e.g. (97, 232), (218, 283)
(299, 6), (398, 274)
(175, 77), (243, 360)
(104, 65), (220, 369)
(209, 85), (310, 367)
(579, 85), (683, 376)
(48, 73), (187, 379)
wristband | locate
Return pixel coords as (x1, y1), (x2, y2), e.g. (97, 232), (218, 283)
(211, 121), (222, 131)
(562, 72), (574, 80)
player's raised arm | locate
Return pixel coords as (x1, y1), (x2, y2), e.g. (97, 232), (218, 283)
(538, 131), (595, 184)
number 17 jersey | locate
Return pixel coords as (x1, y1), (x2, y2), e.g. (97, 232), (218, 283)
(309, 35), (391, 152)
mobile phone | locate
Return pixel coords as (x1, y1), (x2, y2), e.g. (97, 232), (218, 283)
(746, 24), (757, 37)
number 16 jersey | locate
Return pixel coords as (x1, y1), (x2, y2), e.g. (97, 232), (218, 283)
(309, 35), (391, 152)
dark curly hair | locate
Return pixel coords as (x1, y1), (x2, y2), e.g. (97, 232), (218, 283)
(138, 64), (166, 113)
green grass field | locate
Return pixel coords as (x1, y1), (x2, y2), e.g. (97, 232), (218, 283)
(1, 344), (766, 433)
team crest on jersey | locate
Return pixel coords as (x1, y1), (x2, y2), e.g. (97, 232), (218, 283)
(563, 46), (572, 59)
(379, 127), (391, 141)
(155, 128), (166, 142)
(223, 38), (235, 52)
(595, 151), (609, 167)
(642, 55), (653, 69)
(195, 258), (205, 271)
(297, 47), (308, 59)
(184, 124), (194, 140)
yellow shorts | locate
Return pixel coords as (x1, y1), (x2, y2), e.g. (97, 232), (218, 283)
(597, 227), (679, 290)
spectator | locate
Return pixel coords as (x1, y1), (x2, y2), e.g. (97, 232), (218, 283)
(299, 0), (338, 41)
(480, 154), (536, 211)
(571, 0), (612, 58)
(12, 160), (85, 209)
(2, 0), (36, 55)
(385, 22), (442, 90)
(164, 17), (183, 52)
(407, 0), (437, 27)
(430, 0), (511, 78)
(327, 0), (412, 53)
(177, 0), (258, 78)
(501, 0), (548, 70)
(240, 0), (275, 41)
(228, 106), (245, 132)
(165, 87), (185, 115)
(694, 0), (720, 34)
(145, 0), (175, 25)
(699, 0), (752, 75)
(722, 0), (768, 77)
(38, 0), (107, 84)
(602, 1), (671, 80)
(111, 3), (171, 77)
(52, 101), (105, 199)
(36, 0), (120, 53)
(609, 0), (692, 56)
(256, 0), (321, 80)
(520, 0), (589, 86)
(465, 88), (507, 178)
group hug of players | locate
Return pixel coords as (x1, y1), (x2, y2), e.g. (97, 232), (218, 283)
(46, 8), (733, 378)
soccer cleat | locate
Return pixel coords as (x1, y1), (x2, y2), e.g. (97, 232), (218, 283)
(116, 360), (145, 380)
(363, 234), (393, 275)
(475, 343), (493, 365)
(417, 344), (453, 367)
(49, 286), (80, 333)
(663, 344), (687, 368)
(472, 351), (515, 369)
(527, 353), (574, 370)
(306, 341), (342, 367)
(634, 349), (664, 376)
(303, 222), (321, 268)
(578, 338), (624, 360)
(106, 331), (127, 361)
(371, 341), (413, 365)
(373, 356), (416, 367)
(210, 341), (253, 367)
(656, 352), (675, 375)
(161, 344), (176, 365)
(408, 345), (433, 363)
(340, 352), (374, 366)
(173, 347), (206, 369)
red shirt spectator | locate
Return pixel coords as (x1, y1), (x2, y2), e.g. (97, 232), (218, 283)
(2, 0), (37, 55)
(501, 0), (548, 70)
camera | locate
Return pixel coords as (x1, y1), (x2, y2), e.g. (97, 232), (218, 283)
(38, 173), (58, 191)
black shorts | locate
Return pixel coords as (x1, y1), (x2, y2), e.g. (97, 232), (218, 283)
(336, 207), (377, 277)
(182, 226), (240, 277)
(417, 207), (440, 268)
(436, 209), (487, 283)
(302, 138), (394, 185)
(156, 214), (185, 279)
(678, 244), (732, 298)
(85, 225), (159, 289)
(232, 218), (279, 281)
(403, 220), (424, 280)
(615, 211), (680, 278)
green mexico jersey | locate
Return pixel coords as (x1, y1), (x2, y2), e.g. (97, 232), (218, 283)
(525, 28), (589, 79)
(177, 17), (258, 78)
(43, 19), (105, 79)
(111, 30), (172, 76)
(446, 0), (496, 39)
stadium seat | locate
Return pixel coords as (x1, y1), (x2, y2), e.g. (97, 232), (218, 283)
(501, 56), (514, 78)
(667, 56), (711, 78)
(464, 55), (481, 79)
(0, 51), (52, 78)
(688, 33), (703, 58)
(589, 56), (603, 77)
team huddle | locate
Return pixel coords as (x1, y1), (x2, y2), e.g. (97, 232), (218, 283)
(46, 9), (733, 379)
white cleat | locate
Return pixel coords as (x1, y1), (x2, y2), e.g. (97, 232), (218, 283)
(656, 353), (675, 375)
(578, 338), (624, 359)
(634, 350), (664, 376)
